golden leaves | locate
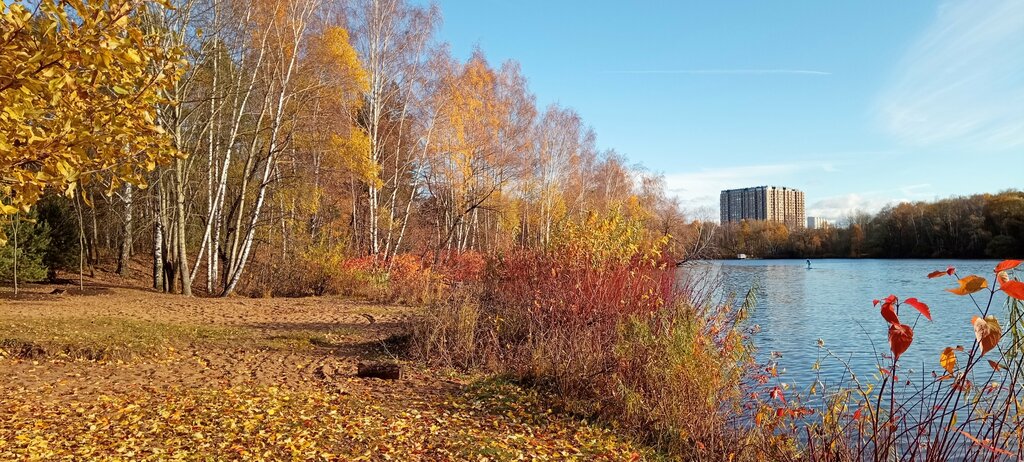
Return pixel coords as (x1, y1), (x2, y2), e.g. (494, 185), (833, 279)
(322, 26), (368, 94)
(946, 275), (988, 296)
(939, 346), (958, 373)
(1, 0), (184, 217)
(331, 130), (381, 188)
(0, 380), (649, 460)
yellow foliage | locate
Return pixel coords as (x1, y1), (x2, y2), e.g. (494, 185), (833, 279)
(331, 130), (381, 188)
(322, 27), (369, 94)
(939, 346), (957, 373)
(552, 209), (668, 264)
(0, 0), (184, 223)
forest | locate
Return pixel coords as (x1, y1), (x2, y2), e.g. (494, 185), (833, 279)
(0, 0), (694, 296)
(715, 190), (1024, 260)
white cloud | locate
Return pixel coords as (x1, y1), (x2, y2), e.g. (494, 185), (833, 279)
(807, 194), (902, 224)
(808, 183), (937, 223)
(878, 0), (1024, 149)
(663, 162), (834, 213)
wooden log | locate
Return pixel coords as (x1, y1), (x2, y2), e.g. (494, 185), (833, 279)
(356, 362), (401, 380)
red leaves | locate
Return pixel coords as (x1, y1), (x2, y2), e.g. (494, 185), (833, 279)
(902, 297), (931, 321)
(888, 323), (914, 361)
(928, 266), (955, 278)
(998, 268), (1023, 300)
(956, 429), (1015, 457)
(776, 407), (814, 419)
(880, 302), (899, 325)
(768, 386), (786, 404)
(877, 295), (899, 324)
(872, 293), (932, 362)
(1000, 279), (1024, 301)
(995, 260), (1022, 273)
(875, 294), (931, 326)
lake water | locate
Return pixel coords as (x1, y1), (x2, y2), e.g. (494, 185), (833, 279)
(683, 259), (1014, 390)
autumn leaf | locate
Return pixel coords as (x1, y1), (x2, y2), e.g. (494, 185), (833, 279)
(995, 260), (1022, 273)
(972, 315), (1001, 356)
(903, 297), (932, 321)
(956, 429), (1016, 457)
(946, 275), (988, 296)
(880, 301), (899, 325)
(1000, 279), (1024, 301)
(927, 269), (952, 279)
(939, 347), (957, 373)
(988, 360), (1004, 372)
(888, 323), (913, 361)
(768, 386), (786, 404)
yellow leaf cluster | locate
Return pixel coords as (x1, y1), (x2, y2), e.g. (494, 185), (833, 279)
(331, 130), (381, 188)
(0, 0), (184, 220)
(552, 209), (668, 265)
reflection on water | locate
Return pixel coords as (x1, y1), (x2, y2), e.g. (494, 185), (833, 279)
(680, 259), (1009, 388)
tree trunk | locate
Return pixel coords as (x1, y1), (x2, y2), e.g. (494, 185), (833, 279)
(174, 157), (192, 296)
(117, 183), (133, 275)
(153, 179), (164, 291)
(356, 362), (401, 380)
(88, 192), (98, 277)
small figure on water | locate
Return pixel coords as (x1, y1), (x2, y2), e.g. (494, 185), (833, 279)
(806, 259), (812, 269)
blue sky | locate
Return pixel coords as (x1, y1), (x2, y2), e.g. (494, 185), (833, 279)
(429, 0), (1024, 222)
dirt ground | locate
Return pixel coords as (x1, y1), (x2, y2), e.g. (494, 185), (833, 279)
(1, 283), (420, 395)
(0, 280), (649, 461)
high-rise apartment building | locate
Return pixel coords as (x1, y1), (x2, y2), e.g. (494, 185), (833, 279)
(806, 216), (830, 230)
(720, 186), (805, 229)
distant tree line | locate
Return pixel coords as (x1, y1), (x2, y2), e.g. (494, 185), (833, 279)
(714, 190), (1024, 259)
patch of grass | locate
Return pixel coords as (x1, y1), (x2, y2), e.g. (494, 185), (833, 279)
(0, 317), (240, 361)
(256, 326), (361, 351)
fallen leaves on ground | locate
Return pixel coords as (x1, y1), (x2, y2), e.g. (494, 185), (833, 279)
(0, 289), (654, 460)
(0, 377), (650, 461)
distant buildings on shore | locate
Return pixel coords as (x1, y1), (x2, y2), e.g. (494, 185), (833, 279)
(806, 216), (831, 230)
(720, 185), (806, 229)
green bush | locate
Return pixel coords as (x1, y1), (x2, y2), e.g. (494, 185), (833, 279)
(36, 196), (81, 277)
(0, 213), (51, 282)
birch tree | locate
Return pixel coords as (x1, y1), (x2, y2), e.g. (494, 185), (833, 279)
(349, 0), (438, 257)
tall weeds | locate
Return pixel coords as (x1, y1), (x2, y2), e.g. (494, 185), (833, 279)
(764, 261), (1024, 461)
(411, 239), (767, 459)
